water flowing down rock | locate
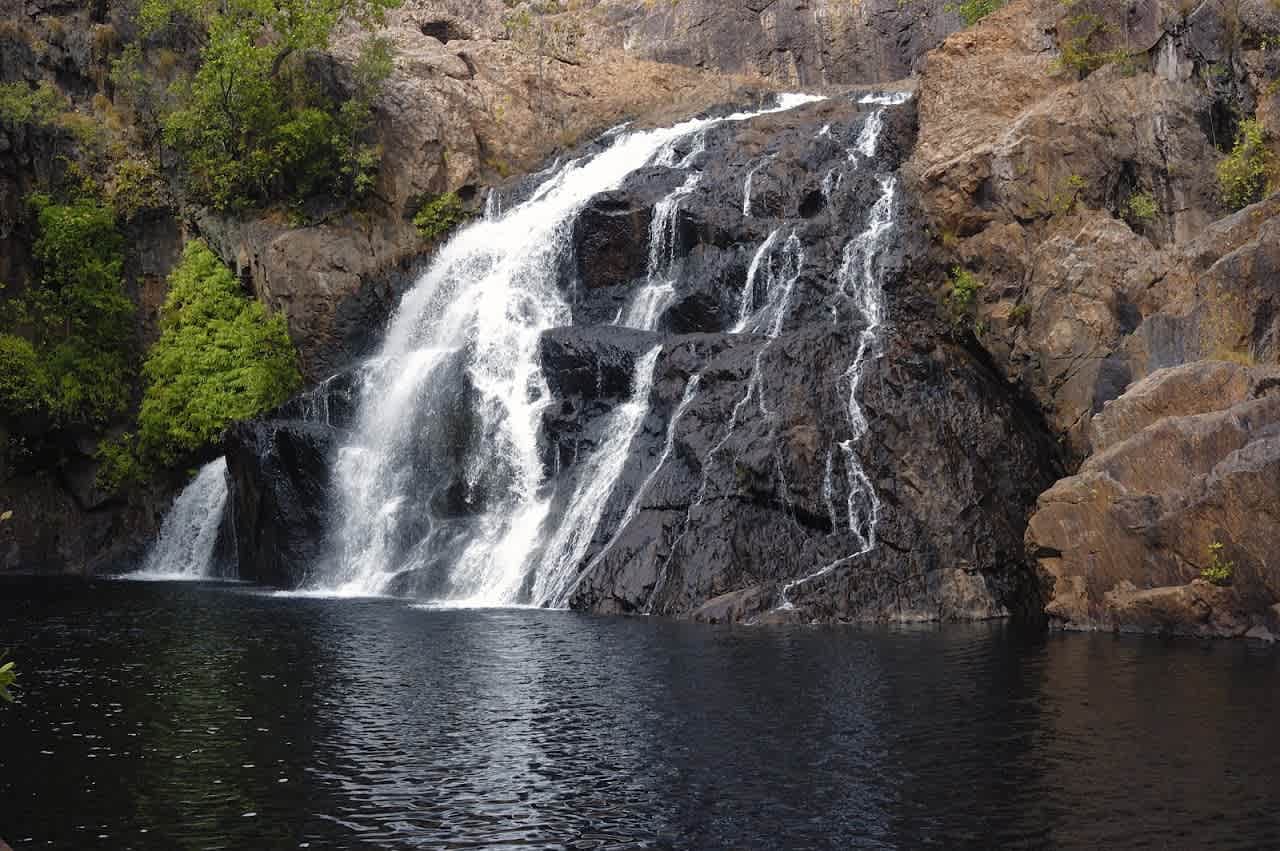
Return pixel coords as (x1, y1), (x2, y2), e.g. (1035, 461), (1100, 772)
(218, 87), (1061, 624)
(129, 458), (231, 580)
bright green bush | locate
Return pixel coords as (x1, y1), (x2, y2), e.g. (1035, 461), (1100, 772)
(1217, 119), (1275, 210)
(0, 334), (49, 416)
(413, 192), (466, 240)
(95, 432), (146, 491)
(945, 0), (1003, 26)
(1126, 191), (1158, 224)
(137, 240), (301, 465)
(946, 267), (984, 316)
(1201, 541), (1234, 586)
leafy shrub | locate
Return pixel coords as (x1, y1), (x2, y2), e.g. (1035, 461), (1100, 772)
(1008, 303), (1032, 327)
(137, 240), (301, 466)
(0, 81), (64, 127)
(107, 158), (168, 220)
(1, 194), (134, 427)
(95, 433), (145, 491)
(413, 192), (466, 240)
(154, 0), (400, 212)
(1201, 541), (1234, 586)
(945, 267), (984, 327)
(0, 334), (49, 416)
(1217, 119), (1275, 210)
(1125, 191), (1158, 224)
(945, 0), (1003, 26)
(1053, 11), (1134, 76)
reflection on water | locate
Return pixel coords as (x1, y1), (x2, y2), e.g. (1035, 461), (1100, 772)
(0, 577), (1278, 849)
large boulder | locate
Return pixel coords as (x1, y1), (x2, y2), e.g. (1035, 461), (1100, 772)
(1027, 362), (1280, 636)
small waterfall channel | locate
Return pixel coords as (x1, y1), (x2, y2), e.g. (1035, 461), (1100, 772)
(129, 457), (229, 580)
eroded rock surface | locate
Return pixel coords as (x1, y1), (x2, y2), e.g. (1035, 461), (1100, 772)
(1028, 362), (1280, 636)
(907, 0), (1280, 637)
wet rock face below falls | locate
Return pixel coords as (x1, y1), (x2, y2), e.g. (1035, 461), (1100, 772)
(226, 93), (1060, 623)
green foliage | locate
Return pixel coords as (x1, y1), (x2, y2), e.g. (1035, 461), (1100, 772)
(0, 652), (16, 703)
(151, 0), (400, 211)
(945, 0), (1003, 26)
(945, 266), (984, 328)
(1125, 190), (1158, 224)
(0, 334), (49, 416)
(1217, 119), (1275, 210)
(1039, 173), (1087, 218)
(0, 81), (65, 127)
(1008, 303), (1032, 327)
(1, 194), (134, 427)
(1053, 10), (1133, 76)
(95, 432), (146, 491)
(413, 192), (466, 240)
(137, 240), (301, 466)
(107, 157), (168, 220)
(1202, 541), (1235, 586)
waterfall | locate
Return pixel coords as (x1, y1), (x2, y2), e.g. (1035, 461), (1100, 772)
(316, 93), (824, 602)
(529, 346), (661, 606)
(130, 458), (229, 580)
(741, 155), (773, 218)
(780, 145), (901, 606)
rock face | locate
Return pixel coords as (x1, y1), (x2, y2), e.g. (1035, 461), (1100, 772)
(223, 373), (362, 587)
(1027, 362), (1280, 637)
(907, 0), (1280, 636)
(584, 0), (962, 86)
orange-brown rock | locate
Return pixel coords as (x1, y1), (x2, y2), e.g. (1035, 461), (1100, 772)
(1027, 362), (1280, 635)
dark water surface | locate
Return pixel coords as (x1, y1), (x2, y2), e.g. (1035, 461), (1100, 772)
(1, 577), (1278, 850)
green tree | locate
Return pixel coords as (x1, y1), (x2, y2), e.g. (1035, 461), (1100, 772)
(137, 240), (301, 466)
(0, 194), (134, 426)
(151, 0), (400, 211)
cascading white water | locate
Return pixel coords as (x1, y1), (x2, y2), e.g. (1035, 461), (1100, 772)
(529, 346), (661, 606)
(129, 457), (228, 580)
(741, 155), (773, 217)
(318, 93), (824, 602)
(617, 172), (701, 331)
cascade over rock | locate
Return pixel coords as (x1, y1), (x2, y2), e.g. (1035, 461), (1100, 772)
(224, 89), (1060, 623)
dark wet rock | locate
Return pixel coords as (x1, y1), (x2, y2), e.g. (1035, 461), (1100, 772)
(541, 326), (660, 401)
(225, 420), (335, 588)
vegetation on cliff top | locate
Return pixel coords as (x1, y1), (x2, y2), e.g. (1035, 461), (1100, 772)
(135, 0), (400, 212)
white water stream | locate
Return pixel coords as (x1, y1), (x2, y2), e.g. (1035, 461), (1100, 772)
(129, 457), (228, 580)
(316, 93), (824, 602)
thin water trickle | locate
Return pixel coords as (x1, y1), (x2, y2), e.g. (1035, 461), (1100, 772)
(531, 347), (662, 607)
